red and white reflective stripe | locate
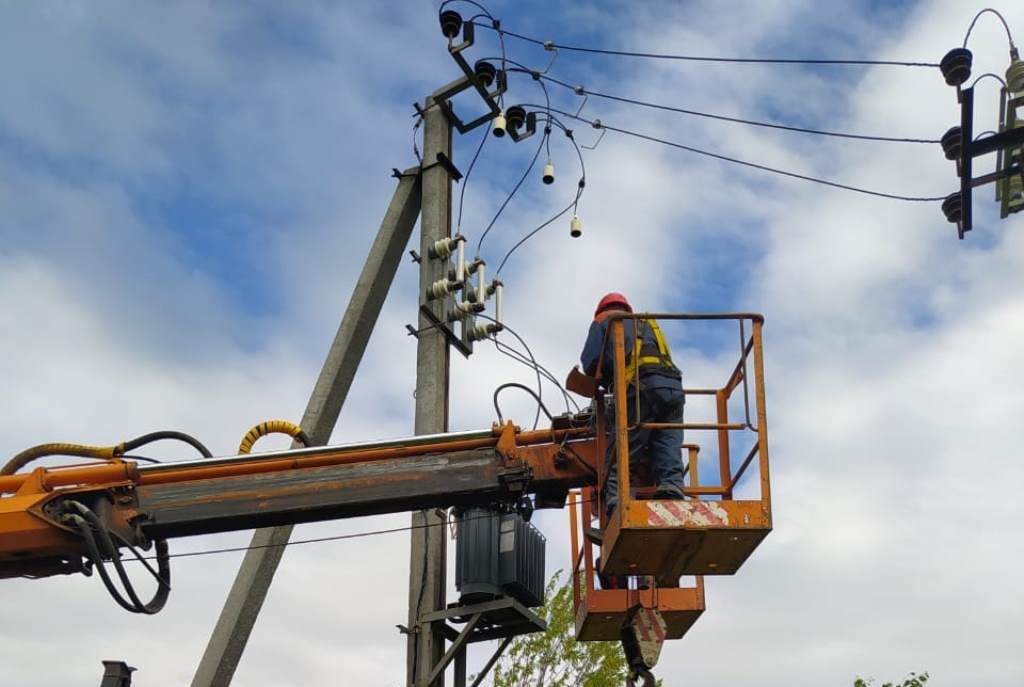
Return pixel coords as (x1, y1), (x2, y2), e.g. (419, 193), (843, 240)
(646, 500), (729, 528)
(633, 607), (666, 643)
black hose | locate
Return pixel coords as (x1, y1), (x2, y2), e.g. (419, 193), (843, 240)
(493, 382), (554, 425)
(121, 430), (213, 458)
(64, 501), (170, 614)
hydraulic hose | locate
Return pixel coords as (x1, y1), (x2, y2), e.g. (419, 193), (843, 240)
(63, 500), (170, 615)
(2, 443), (118, 476)
(3, 430), (213, 475)
(121, 430), (213, 458)
(238, 420), (311, 454)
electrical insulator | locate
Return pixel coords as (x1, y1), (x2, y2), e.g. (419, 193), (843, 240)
(468, 321), (499, 342)
(542, 159), (555, 185)
(493, 111), (507, 138)
(427, 279), (460, 301)
(476, 262), (487, 305)
(493, 281), (503, 326)
(1008, 54), (1024, 94)
(429, 235), (464, 260)
(570, 215), (582, 238)
(940, 48), (972, 87)
(439, 10), (462, 39)
(450, 300), (476, 321)
(457, 240), (466, 279)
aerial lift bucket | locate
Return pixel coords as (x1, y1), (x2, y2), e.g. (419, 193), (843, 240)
(576, 314), (772, 584)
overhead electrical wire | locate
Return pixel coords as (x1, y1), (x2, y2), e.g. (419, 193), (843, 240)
(472, 58), (558, 256)
(496, 187), (583, 275)
(476, 313), (546, 429)
(475, 128), (549, 256)
(469, 20), (940, 67)
(520, 104), (948, 202)
(457, 125), (489, 233)
(492, 336), (580, 415)
(963, 8), (1017, 51)
(493, 382), (554, 425)
(125, 496), (598, 563)
(538, 73), (940, 144)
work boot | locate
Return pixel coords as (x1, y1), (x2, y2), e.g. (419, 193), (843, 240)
(653, 485), (685, 500)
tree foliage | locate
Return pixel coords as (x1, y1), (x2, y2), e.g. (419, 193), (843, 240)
(854, 671), (929, 687)
(489, 571), (628, 687)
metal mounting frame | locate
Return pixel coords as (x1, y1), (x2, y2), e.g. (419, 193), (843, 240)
(431, 20), (508, 135)
(951, 85), (1024, 237)
(418, 596), (546, 687)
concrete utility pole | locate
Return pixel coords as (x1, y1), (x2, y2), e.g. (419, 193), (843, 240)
(407, 97), (453, 687)
(192, 171), (422, 687)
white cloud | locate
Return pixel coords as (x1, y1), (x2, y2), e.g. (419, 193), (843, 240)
(3, 1), (1024, 686)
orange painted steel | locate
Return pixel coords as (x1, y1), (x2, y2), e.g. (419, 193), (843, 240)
(568, 488), (705, 642)
(0, 424), (588, 496)
(597, 313), (772, 580)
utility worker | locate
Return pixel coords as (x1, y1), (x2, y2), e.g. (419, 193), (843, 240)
(581, 293), (686, 517)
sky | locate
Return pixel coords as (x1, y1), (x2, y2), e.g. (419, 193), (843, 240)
(2, 1), (1023, 685)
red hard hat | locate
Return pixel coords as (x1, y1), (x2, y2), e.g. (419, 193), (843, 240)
(594, 292), (632, 319)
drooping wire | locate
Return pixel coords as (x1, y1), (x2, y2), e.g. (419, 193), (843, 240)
(492, 336), (580, 415)
(539, 73), (940, 144)
(521, 104), (948, 202)
(963, 8), (1017, 52)
(475, 128), (549, 256)
(469, 20), (939, 67)
(476, 313), (545, 429)
(496, 183), (584, 275)
(457, 124), (489, 233)
(493, 382), (554, 425)
(971, 72), (1008, 90)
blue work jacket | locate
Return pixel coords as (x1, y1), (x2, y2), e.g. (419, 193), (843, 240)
(580, 315), (681, 391)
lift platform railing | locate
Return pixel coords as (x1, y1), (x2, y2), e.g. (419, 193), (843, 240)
(595, 313), (772, 582)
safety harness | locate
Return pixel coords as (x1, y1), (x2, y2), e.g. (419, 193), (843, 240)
(624, 319), (681, 387)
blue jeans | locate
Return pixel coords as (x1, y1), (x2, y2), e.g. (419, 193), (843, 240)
(604, 384), (685, 515)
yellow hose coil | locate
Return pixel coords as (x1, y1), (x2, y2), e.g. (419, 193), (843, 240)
(2, 442), (123, 475)
(237, 420), (310, 454)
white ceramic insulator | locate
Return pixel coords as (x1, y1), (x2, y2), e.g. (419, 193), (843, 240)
(429, 279), (453, 300)
(476, 263), (486, 304)
(432, 238), (453, 259)
(1008, 59), (1024, 95)
(455, 300), (476, 319)
(493, 111), (507, 137)
(570, 215), (582, 238)
(542, 159), (555, 185)
(456, 240), (465, 282)
(470, 322), (490, 341)
(494, 283), (503, 325)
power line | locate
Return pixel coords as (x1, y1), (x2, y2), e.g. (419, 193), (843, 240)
(538, 73), (940, 144)
(470, 20), (939, 68)
(963, 8), (1017, 51)
(475, 128), (549, 256)
(520, 104), (948, 202)
(127, 497), (596, 562)
(456, 124), (489, 233)
(496, 184), (583, 275)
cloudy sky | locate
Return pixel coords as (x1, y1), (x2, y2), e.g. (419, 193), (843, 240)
(2, 1), (1023, 685)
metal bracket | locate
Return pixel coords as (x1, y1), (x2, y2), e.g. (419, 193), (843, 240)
(420, 152), (463, 182)
(418, 597), (545, 687)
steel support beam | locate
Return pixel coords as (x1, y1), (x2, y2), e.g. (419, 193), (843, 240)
(132, 445), (594, 540)
(408, 98), (453, 687)
(191, 170), (422, 687)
